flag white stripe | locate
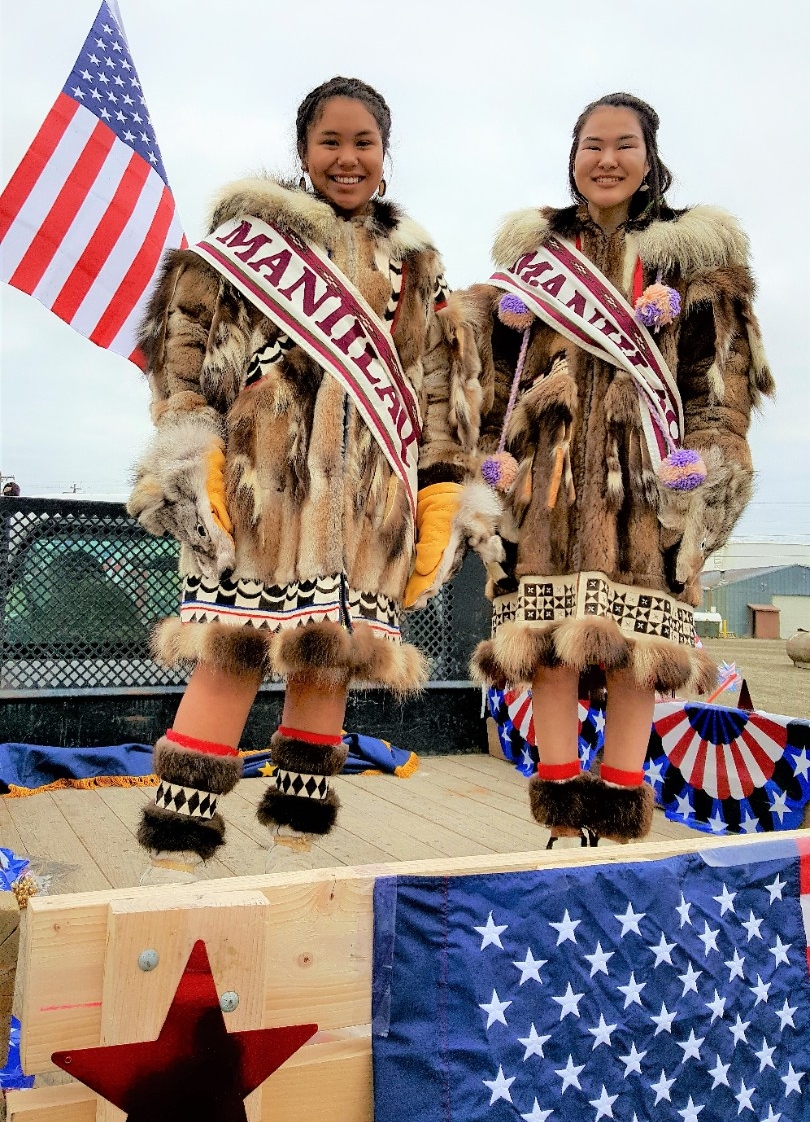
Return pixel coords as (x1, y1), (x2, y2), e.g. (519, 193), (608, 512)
(31, 139), (134, 306)
(69, 164), (166, 337)
(0, 106), (99, 280)
(722, 741), (745, 801)
(107, 208), (184, 358)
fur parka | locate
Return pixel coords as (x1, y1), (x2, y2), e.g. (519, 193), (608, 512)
(466, 203), (774, 694)
(130, 179), (481, 693)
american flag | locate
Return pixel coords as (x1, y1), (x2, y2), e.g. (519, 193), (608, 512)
(373, 838), (810, 1121)
(0, 1), (185, 367)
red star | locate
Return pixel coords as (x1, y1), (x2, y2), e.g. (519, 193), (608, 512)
(52, 940), (317, 1122)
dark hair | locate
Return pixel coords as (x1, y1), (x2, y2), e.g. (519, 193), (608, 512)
(568, 92), (673, 220)
(295, 77), (392, 159)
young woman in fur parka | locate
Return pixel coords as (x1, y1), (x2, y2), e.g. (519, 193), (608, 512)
(464, 92), (774, 847)
(127, 77), (494, 879)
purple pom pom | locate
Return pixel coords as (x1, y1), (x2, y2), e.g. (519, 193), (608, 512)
(497, 292), (534, 331)
(658, 447), (707, 491)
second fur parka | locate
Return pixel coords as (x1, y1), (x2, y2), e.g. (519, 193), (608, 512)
(465, 203), (774, 694)
(129, 179), (482, 693)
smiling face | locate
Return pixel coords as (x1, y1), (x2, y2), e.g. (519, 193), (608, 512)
(573, 106), (649, 221)
(301, 96), (385, 217)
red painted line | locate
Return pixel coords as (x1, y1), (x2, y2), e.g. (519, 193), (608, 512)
(40, 1001), (103, 1012)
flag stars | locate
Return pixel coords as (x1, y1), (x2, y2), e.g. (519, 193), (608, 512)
(734, 1080), (756, 1114)
(618, 1041), (646, 1075)
(678, 962), (702, 995)
(707, 811), (726, 833)
(97, 72), (110, 84)
(549, 909), (580, 945)
(749, 974), (771, 1005)
(104, 55), (116, 69)
(725, 947), (746, 981)
(754, 1038), (776, 1071)
(764, 873), (786, 902)
(90, 87), (102, 101)
(511, 948), (546, 985)
(131, 111), (142, 123)
(760, 1108), (782, 1122)
(95, 36), (107, 48)
(588, 1013), (617, 1049)
(768, 790), (790, 822)
(584, 941), (614, 977)
(80, 68), (92, 80)
(106, 91), (119, 103)
(551, 982), (584, 1019)
(650, 1069), (675, 1104)
(517, 1024), (550, 1060)
(705, 990), (726, 1023)
(676, 894), (692, 927)
(614, 901), (645, 937)
(474, 911), (507, 950)
(740, 910), (764, 941)
(781, 1064), (805, 1096)
(115, 111), (126, 122)
(617, 971), (646, 1009)
(99, 107), (111, 121)
(713, 884), (737, 915)
(768, 935), (791, 966)
(554, 1055), (584, 1093)
(775, 998), (797, 1030)
(697, 920), (720, 956)
(729, 1015), (750, 1047)
(650, 1003), (677, 1035)
(589, 1085), (618, 1120)
(140, 131), (149, 142)
(71, 86), (85, 100)
(677, 1096), (705, 1122)
(792, 750), (810, 780)
(483, 1065), (515, 1105)
(122, 92), (133, 104)
(121, 58), (131, 69)
(479, 990), (511, 1029)
(111, 39), (123, 51)
(89, 53), (100, 64)
(114, 74), (125, 87)
(674, 791), (693, 818)
(521, 1100), (553, 1122)
(708, 1054), (731, 1089)
(649, 932), (676, 966)
(676, 1028), (705, 1063)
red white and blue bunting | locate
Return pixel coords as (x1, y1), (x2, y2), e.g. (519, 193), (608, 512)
(486, 687), (810, 835)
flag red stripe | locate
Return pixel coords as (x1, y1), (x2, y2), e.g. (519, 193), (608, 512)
(51, 150), (151, 322)
(0, 93), (80, 242)
(89, 184), (175, 348)
(9, 118), (116, 293)
(799, 835), (810, 893)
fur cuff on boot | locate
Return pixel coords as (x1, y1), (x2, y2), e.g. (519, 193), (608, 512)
(137, 736), (243, 861)
(528, 772), (599, 830)
(589, 779), (655, 842)
(257, 732), (349, 835)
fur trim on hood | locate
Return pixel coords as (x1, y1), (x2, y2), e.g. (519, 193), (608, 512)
(206, 176), (435, 261)
(492, 204), (751, 278)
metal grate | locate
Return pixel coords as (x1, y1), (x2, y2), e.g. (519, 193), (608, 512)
(1, 498), (487, 692)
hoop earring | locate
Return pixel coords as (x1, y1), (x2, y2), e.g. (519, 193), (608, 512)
(298, 174), (307, 191)
(377, 178), (387, 198)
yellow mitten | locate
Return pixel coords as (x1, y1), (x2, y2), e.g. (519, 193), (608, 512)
(206, 446), (233, 536)
(403, 482), (463, 608)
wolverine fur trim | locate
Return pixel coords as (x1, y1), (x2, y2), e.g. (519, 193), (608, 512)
(152, 737), (243, 793)
(138, 803), (226, 862)
(152, 618), (428, 694)
(529, 772), (599, 829)
(269, 732), (349, 777)
(589, 779), (655, 842)
(256, 785), (340, 835)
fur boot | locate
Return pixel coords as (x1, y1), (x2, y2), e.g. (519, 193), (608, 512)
(257, 731), (349, 835)
(137, 735), (242, 862)
(529, 771), (654, 843)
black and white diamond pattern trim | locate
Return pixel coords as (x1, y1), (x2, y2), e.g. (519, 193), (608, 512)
(244, 333), (296, 387)
(492, 570), (694, 646)
(154, 780), (218, 819)
(274, 769), (330, 801)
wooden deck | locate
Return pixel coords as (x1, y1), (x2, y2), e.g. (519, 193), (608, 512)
(0, 753), (697, 894)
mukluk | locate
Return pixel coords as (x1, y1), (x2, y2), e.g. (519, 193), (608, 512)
(473, 570), (716, 694)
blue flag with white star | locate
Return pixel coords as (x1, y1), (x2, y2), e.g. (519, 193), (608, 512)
(372, 838), (810, 1121)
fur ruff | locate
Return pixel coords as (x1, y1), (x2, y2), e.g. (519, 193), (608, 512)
(529, 772), (654, 841)
(492, 204), (751, 278)
(152, 617), (428, 695)
(138, 803), (226, 862)
(269, 733), (349, 777)
(207, 177), (435, 262)
(473, 619), (705, 693)
(152, 737), (242, 793)
(256, 786), (340, 835)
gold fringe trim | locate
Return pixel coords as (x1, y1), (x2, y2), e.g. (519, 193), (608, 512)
(394, 752), (420, 778)
(4, 774), (158, 798)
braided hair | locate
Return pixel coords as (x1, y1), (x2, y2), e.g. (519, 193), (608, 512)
(568, 92), (673, 220)
(296, 77), (392, 158)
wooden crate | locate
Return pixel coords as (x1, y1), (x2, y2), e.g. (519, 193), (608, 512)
(6, 831), (807, 1120)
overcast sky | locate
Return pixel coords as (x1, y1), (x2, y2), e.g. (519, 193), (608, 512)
(1, 0), (807, 540)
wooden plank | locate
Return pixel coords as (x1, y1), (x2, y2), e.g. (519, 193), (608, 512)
(6, 1083), (97, 1121)
(20, 829), (809, 1081)
(1, 890), (20, 1068)
(4, 793), (109, 895)
(49, 790), (149, 891)
(0, 796), (28, 857)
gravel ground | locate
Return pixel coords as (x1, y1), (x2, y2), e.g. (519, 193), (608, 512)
(682, 638), (809, 720)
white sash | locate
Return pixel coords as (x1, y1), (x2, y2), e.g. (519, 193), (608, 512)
(490, 235), (683, 471)
(194, 215), (421, 515)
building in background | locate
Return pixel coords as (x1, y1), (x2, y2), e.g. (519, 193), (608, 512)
(700, 565), (810, 638)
